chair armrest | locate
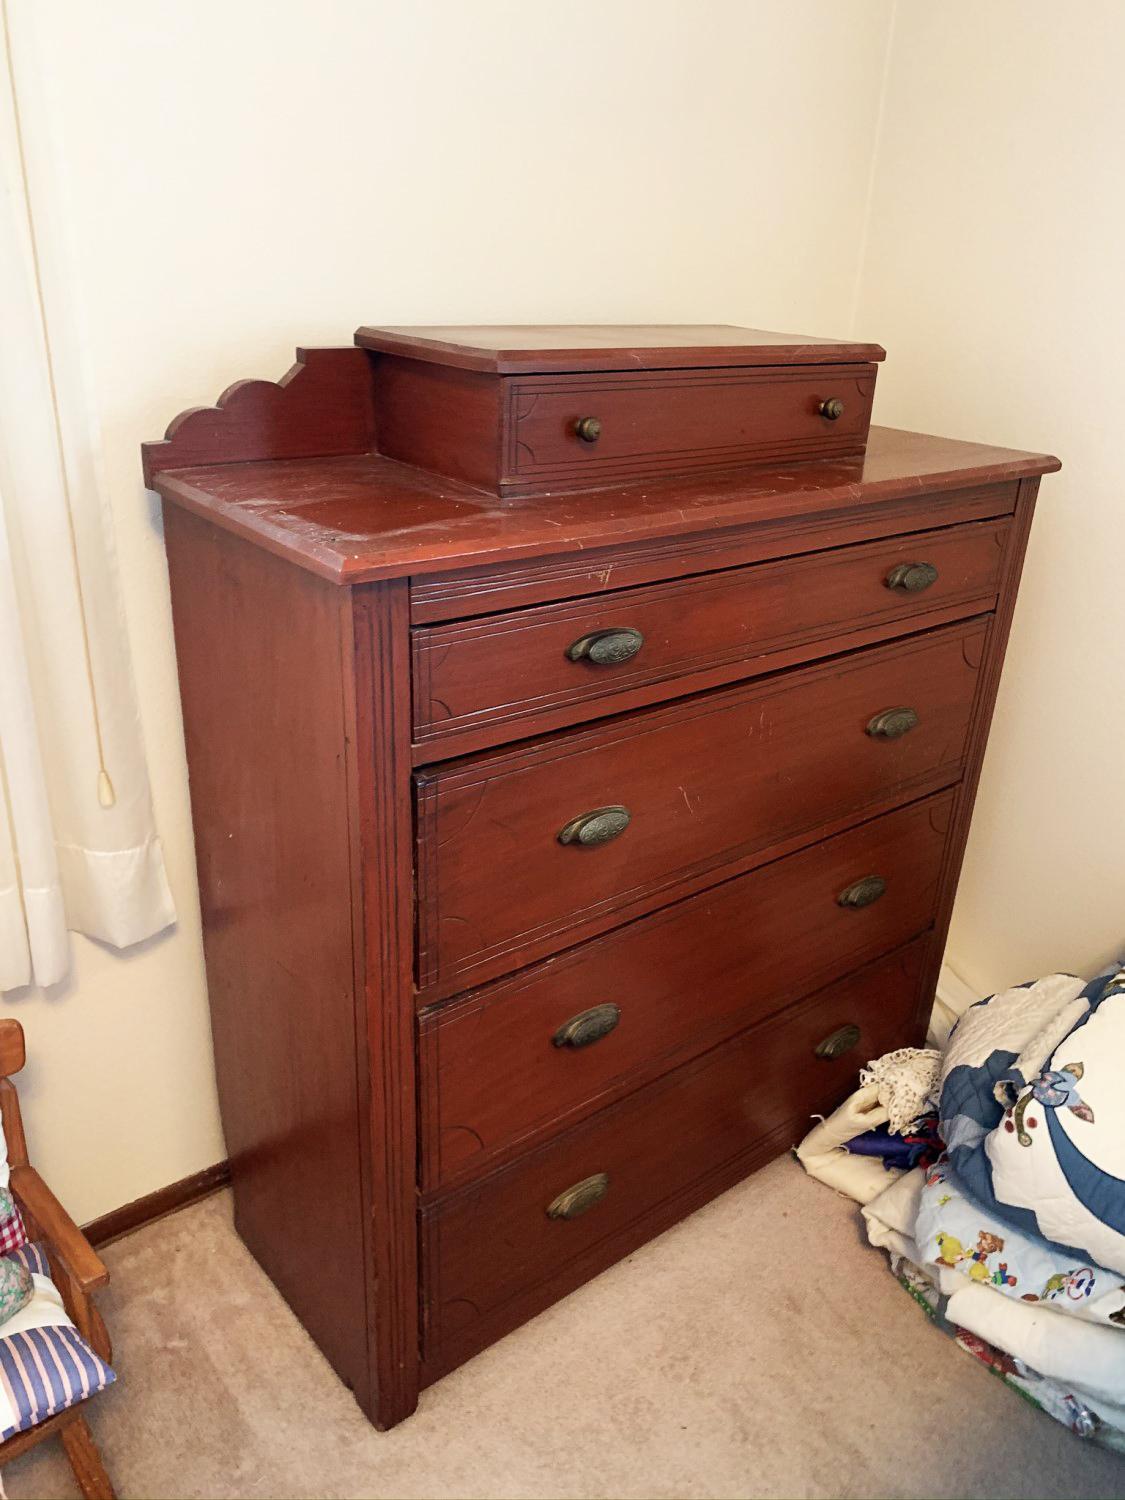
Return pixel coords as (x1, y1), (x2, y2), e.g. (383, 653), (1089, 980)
(9, 1165), (109, 1292)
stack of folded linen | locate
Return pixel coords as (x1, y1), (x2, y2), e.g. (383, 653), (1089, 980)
(802, 962), (1125, 1448)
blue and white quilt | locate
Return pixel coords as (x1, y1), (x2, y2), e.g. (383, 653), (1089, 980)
(939, 963), (1125, 1276)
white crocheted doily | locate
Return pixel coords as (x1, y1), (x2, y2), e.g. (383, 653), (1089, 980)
(859, 1046), (942, 1135)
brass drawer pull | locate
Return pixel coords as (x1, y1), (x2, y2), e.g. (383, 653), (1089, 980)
(558, 805), (631, 847)
(574, 416), (602, 443)
(566, 627), (645, 666)
(837, 875), (887, 909)
(815, 1024), (861, 1060)
(818, 397), (845, 420)
(546, 1172), (609, 1221)
(866, 706), (919, 740)
(886, 561), (939, 594)
(553, 1003), (621, 1050)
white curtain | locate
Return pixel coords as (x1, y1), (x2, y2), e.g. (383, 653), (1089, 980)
(0, 0), (174, 991)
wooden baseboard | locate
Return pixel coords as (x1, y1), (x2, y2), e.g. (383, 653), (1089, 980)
(83, 1161), (231, 1248)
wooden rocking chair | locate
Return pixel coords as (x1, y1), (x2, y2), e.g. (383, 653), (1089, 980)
(0, 1020), (114, 1500)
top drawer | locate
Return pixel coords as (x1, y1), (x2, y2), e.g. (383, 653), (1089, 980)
(412, 518), (1009, 752)
(361, 324), (884, 495)
(503, 365), (876, 487)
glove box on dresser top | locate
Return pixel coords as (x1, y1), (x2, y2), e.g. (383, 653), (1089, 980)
(143, 324), (1058, 1429)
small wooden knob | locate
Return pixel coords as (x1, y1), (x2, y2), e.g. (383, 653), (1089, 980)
(574, 416), (602, 443)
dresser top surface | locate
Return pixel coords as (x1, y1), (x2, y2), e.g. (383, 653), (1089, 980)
(354, 323), (887, 374)
(153, 425), (1059, 586)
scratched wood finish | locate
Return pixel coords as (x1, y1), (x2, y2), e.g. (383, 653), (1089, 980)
(418, 790), (953, 1190)
(149, 327), (1058, 1431)
(408, 481), (1019, 623)
(412, 518), (1009, 750)
(420, 938), (928, 1377)
(143, 345), (1057, 587)
(415, 621), (986, 995)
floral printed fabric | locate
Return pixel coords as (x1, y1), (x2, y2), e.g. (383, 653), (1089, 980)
(0, 1187), (27, 1258)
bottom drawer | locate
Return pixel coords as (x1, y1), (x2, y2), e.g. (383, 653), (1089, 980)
(421, 936), (928, 1378)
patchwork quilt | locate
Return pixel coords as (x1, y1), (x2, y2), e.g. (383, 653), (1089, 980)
(939, 963), (1125, 1275)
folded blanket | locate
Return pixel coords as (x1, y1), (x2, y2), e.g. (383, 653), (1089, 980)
(863, 1164), (1125, 1448)
(940, 963), (1125, 1272)
(915, 1157), (1125, 1328)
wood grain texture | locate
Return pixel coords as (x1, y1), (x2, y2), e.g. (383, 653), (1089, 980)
(911, 477), (1044, 1035)
(409, 482), (1019, 622)
(349, 581), (421, 1429)
(162, 506), (372, 1409)
(0, 1019), (25, 1077)
(149, 411), (1058, 588)
(420, 938), (927, 1378)
(374, 357), (502, 491)
(141, 347), (375, 485)
(148, 327), (1055, 1432)
(418, 790), (953, 1189)
(415, 621), (985, 995)
(412, 518), (1009, 752)
(356, 323), (887, 374)
(502, 365), (876, 489)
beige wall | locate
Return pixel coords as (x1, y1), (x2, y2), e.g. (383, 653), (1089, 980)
(17, 0), (1116, 1222)
(853, 2), (1125, 996)
(8, 0), (896, 1221)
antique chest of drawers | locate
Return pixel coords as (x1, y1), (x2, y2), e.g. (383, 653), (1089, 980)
(144, 325), (1058, 1428)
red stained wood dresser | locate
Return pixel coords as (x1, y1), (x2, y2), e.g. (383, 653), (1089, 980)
(143, 324), (1058, 1428)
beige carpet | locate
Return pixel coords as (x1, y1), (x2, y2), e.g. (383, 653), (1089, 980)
(5, 1158), (1124, 1499)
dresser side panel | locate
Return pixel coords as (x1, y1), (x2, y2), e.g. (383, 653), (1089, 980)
(914, 476), (1042, 1030)
(163, 506), (371, 1406)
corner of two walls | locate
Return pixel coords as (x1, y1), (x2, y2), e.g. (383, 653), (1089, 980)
(6, 0), (898, 1222)
(851, 2), (1125, 1004)
(23, 3), (1116, 1218)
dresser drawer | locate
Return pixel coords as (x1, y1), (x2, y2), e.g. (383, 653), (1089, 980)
(421, 938), (927, 1375)
(419, 790), (952, 1188)
(412, 519), (1009, 748)
(504, 365), (876, 487)
(415, 621), (985, 993)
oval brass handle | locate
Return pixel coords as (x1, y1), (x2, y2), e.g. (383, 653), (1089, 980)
(557, 805), (631, 847)
(546, 1172), (609, 1221)
(815, 1024), (861, 1061)
(574, 416), (602, 443)
(866, 706), (919, 740)
(886, 561), (939, 594)
(818, 397), (845, 420)
(566, 627), (644, 666)
(553, 1003), (621, 1049)
(838, 875), (887, 909)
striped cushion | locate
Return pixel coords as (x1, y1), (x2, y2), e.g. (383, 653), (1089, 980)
(0, 1245), (114, 1441)
(4, 1243), (48, 1279)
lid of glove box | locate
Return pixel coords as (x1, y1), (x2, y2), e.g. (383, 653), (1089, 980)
(356, 323), (885, 496)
